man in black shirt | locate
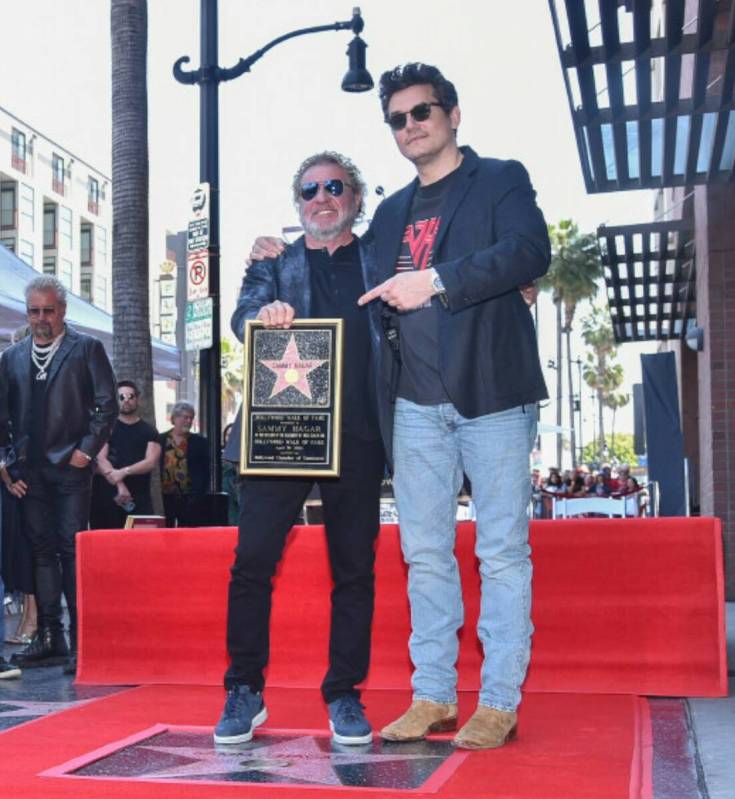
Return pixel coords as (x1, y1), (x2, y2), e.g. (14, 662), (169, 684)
(215, 152), (385, 749)
(0, 275), (116, 673)
(91, 380), (161, 528)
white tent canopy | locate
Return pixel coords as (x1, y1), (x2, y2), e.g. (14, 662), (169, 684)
(0, 244), (181, 380)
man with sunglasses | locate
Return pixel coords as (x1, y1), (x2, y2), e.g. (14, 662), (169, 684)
(356, 63), (550, 750)
(215, 152), (386, 748)
(0, 276), (116, 674)
(90, 381), (161, 528)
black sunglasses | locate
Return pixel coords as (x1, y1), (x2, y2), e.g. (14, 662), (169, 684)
(387, 102), (443, 131)
(118, 393), (136, 401)
(299, 179), (352, 202)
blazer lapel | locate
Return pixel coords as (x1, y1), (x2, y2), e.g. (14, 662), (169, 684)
(45, 326), (78, 387)
(377, 182), (416, 282)
(433, 151), (476, 256)
(280, 238), (312, 316)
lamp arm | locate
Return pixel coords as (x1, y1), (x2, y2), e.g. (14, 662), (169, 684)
(219, 17), (357, 82)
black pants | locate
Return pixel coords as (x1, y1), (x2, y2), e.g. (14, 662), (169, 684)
(23, 463), (92, 634)
(90, 475), (154, 529)
(224, 435), (385, 703)
(162, 493), (207, 527)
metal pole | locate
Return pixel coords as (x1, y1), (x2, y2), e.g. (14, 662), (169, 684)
(199, 0), (222, 493)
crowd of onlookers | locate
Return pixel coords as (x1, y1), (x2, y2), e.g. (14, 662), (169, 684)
(530, 463), (646, 518)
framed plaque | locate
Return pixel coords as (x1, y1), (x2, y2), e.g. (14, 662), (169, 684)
(240, 319), (343, 476)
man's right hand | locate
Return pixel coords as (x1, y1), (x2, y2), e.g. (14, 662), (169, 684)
(247, 236), (285, 265)
(1, 467), (28, 498)
(256, 301), (295, 329)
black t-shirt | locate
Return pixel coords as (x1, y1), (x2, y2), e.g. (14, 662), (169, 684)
(105, 419), (159, 497)
(28, 358), (48, 465)
(308, 238), (380, 441)
(395, 167), (460, 404)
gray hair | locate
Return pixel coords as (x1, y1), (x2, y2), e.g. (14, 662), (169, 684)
(171, 400), (195, 420)
(25, 275), (68, 305)
(291, 151), (367, 220)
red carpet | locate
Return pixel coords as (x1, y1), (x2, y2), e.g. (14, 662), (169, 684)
(77, 518), (726, 696)
(0, 685), (650, 799)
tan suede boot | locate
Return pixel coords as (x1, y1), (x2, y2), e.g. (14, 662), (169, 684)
(453, 706), (518, 749)
(380, 700), (458, 742)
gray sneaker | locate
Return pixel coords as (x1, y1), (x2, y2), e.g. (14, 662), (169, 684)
(214, 684), (267, 744)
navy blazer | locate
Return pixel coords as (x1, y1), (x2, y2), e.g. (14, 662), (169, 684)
(368, 146), (550, 425)
(225, 236), (389, 462)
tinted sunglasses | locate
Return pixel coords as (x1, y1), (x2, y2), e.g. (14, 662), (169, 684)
(118, 393), (136, 401)
(299, 179), (352, 202)
(387, 101), (443, 131)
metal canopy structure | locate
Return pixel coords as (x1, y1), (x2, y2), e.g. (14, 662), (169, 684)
(598, 219), (695, 342)
(549, 0), (735, 192)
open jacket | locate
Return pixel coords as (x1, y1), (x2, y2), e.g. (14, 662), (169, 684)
(0, 324), (116, 465)
(224, 235), (390, 463)
(368, 145), (550, 433)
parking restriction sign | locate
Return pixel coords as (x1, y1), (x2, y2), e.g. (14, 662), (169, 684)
(187, 249), (209, 300)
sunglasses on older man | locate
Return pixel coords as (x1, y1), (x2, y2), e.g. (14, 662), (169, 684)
(387, 101), (444, 131)
(299, 179), (353, 202)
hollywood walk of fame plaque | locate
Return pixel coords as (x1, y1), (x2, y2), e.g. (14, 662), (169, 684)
(240, 319), (343, 476)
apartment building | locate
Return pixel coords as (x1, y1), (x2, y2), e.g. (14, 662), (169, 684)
(0, 105), (111, 310)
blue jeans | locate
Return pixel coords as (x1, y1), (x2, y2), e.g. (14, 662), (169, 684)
(393, 399), (537, 711)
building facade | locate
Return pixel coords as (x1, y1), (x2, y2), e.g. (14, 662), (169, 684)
(0, 105), (112, 311)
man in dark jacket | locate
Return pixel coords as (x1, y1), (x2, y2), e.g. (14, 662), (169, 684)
(214, 152), (385, 748)
(358, 63), (550, 749)
(0, 276), (116, 673)
(159, 401), (209, 527)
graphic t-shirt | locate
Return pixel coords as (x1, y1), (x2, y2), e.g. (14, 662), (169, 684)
(396, 167), (460, 404)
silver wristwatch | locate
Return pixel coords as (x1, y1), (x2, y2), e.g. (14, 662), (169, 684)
(431, 268), (446, 295)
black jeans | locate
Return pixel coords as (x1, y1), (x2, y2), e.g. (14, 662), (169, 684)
(23, 462), (92, 634)
(224, 435), (385, 703)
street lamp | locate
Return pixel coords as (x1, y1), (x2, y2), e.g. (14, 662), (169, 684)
(173, 3), (373, 517)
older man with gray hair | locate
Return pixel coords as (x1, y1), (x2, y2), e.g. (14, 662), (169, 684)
(0, 275), (116, 674)
(159, 400), (210, 526)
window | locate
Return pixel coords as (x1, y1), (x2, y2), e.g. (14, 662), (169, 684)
(94, 274), (107, 310)
(60, 206), (72, 250)
(19, 238), (34, 267)
(52, 154), (65, 195)
(1, 183), (17, 230)
(80, 221), (94, 302)
(88, 177), (100, 215)
(80, 222), (93, 265)
(59, 258), (73, 289)
(43, 255), (57, 275)
(95, 226), (107, 269)
(43, 204), (58, 249)
(20, 184), (34, 232)
(11, 129), (26, 173)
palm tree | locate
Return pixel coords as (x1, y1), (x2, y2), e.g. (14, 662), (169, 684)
(539, 220), (602, 467)
(605, 389), (630, 461)
(581, 304), (622, 460)
(111, 0), (153, 419)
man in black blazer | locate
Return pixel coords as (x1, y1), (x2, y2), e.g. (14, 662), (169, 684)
(358, 63), (550, 750)
(215, 152), (385, 749)
(0, 276), (116, 672)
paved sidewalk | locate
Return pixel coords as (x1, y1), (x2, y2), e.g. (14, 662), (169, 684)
(687, 602), (735, 799)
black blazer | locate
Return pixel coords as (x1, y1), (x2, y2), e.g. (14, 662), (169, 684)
(369, 146), (550, 438)
(224, 236), (389, 462)
(0, 325), (117, 465)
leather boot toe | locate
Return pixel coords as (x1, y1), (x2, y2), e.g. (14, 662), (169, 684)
(453, 706), (517, 749)
(380, 700), (458, 742)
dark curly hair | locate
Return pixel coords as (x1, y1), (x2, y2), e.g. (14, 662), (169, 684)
(378, 63), (459, 121)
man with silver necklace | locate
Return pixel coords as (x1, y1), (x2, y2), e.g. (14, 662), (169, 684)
(0, 276), (116, 673)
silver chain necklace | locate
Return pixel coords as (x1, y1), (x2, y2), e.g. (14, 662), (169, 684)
(31, 333), (64, 381)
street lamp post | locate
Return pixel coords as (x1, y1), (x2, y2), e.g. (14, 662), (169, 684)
(173, 2), (373, 513)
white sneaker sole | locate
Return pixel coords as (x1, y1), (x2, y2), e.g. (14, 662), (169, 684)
(213, 705), (268, 744)
(329, 721), (373, 746)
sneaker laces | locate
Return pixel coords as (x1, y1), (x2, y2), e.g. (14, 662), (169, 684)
(334, 696), (365, 723)
(224, 686), (253, 718)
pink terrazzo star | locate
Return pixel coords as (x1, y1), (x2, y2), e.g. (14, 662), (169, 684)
(260, 334), (327, 400)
